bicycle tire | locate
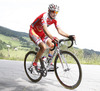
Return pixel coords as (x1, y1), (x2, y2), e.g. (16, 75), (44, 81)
(54, 50), (82, 89)
(24, 51), (42, 82)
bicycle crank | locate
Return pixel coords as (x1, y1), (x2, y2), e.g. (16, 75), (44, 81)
(35, 66), (47, 77)
(41, 67), (47, 77)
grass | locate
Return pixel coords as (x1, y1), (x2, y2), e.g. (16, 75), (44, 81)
(0, 34), (21, 47)
(0, 49), (29, 61)
(79, 57), (100, 65)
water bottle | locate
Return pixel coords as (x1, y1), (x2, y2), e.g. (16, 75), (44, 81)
(47, 54), (53, 63)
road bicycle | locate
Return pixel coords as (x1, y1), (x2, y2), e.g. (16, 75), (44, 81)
(24, 38), (82, 89)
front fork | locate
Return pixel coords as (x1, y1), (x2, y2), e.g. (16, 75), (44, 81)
(57, 50), (70, 71)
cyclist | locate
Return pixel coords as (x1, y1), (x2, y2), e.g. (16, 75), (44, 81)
(29, 3), (75, 70)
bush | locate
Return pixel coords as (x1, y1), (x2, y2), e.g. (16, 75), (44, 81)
(0, 40), (7, 50)
(0, 53), (4, 58)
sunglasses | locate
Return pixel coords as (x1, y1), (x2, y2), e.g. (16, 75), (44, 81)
(51, 11), (58, 14)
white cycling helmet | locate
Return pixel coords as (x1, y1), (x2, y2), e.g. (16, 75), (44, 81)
(48, 3), (59, 12)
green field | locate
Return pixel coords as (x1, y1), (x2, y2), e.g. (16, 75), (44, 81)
(0, 49), (28, 60)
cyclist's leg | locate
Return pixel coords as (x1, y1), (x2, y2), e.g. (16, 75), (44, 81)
(29, 28), (46, 64)
(35, 42), (46, 63)
(46, 38), (54, 55)
(45, 38), (55, 71)
(42, 36), (57, 71)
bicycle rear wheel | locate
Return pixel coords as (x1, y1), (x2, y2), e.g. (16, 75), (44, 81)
(24, 51), (42, 82)
(54, 51), (82, 89)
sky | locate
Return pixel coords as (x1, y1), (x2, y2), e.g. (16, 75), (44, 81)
(0, 0), (100, 51)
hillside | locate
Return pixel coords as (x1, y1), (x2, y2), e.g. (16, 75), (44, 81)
(83, 49), (100, 57)
(0, 26), (100, 54)
(0, 26), (34, 50)
(0, 26), (100, 64)
(0, 26), (28, 42)
(0, 26), (28, 37)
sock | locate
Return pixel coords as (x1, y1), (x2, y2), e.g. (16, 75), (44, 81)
(48, 54), (53, 57)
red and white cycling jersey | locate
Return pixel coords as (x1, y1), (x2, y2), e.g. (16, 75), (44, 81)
(30, 12), (59, 37)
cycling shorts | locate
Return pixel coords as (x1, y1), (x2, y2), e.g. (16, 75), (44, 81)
(29, 26), (49, 45)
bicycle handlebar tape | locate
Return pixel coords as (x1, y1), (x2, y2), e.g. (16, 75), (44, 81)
(68, 35), (75, 41)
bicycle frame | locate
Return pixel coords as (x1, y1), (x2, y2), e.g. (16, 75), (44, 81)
(45, 41), (69, 71)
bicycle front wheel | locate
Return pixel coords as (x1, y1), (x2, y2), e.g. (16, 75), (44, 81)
(24, 51), (42, 82)
(54, 51), (82, 89)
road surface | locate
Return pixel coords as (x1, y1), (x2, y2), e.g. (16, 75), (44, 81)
(0, 60), (100, 91)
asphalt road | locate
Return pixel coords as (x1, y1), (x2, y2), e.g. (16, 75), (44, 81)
(0, 60), (100, 91)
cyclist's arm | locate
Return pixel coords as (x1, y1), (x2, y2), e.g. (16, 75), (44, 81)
(56, 26), (69, 37)
(43, 24), (54, 40)
(54, 19), (69, 38)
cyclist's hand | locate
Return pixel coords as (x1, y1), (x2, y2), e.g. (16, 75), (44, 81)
(68, 35), (76, 41)
(52, 37), (58, 43)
